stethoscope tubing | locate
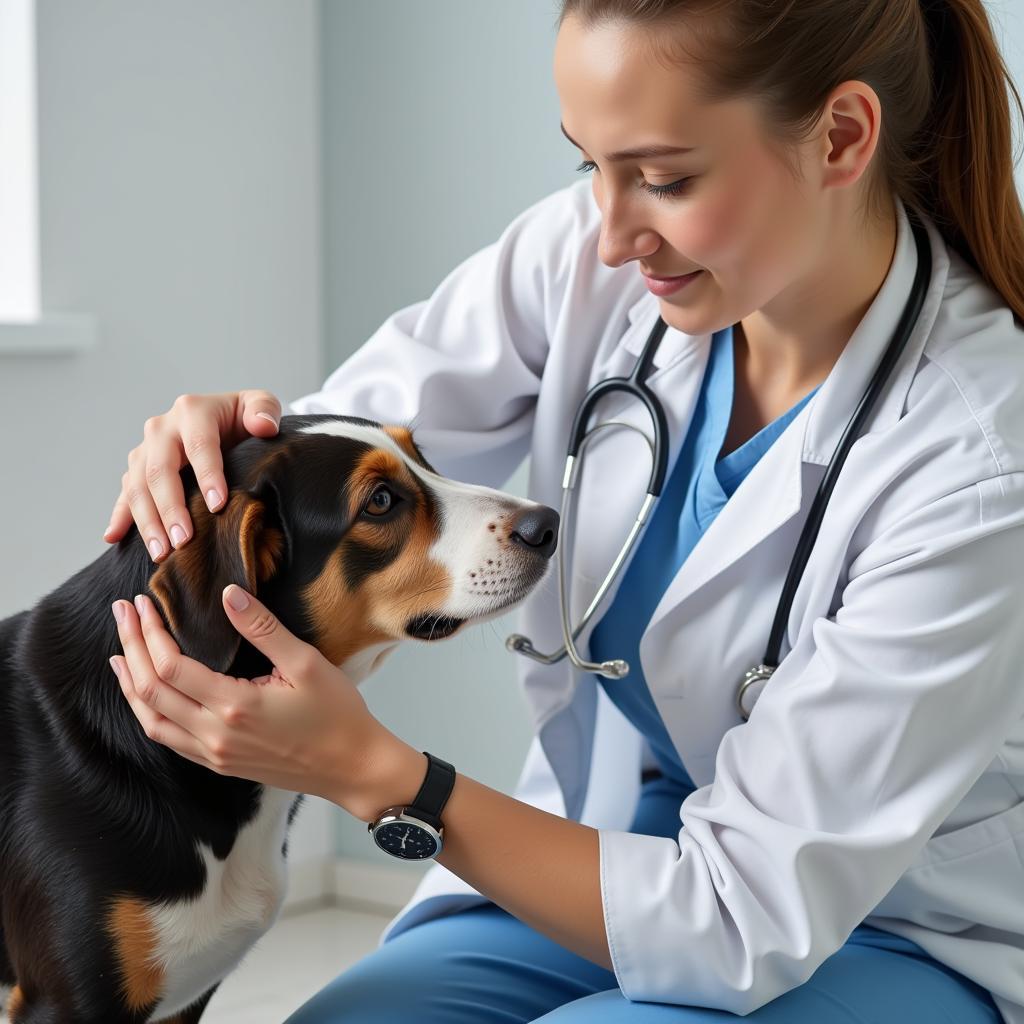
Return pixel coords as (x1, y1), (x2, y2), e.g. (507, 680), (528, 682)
(509, 206), (933, 721)
(740, 208), (932, 717)
(566, 316), (671, 497)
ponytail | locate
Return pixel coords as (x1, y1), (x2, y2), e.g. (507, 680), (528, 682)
(914, 0), (1024, 327)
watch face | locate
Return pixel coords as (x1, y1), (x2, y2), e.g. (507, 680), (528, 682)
(373, 820), (440, 859)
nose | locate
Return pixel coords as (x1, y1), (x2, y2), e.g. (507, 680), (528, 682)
(596, 188), (659, 268)
(599, 219), (661, 269)
(508, 505), (560, 559)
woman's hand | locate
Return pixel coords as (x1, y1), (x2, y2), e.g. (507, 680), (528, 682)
(104, 390), (284, 562)
(109, 583), (422, 820)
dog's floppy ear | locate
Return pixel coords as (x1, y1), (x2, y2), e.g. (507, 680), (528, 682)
(148, 472), (287, 673)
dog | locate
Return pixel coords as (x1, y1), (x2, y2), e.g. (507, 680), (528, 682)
(0, 413), (559, 1023)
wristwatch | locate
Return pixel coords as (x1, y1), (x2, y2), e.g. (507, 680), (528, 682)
(368, 751), (456, 860)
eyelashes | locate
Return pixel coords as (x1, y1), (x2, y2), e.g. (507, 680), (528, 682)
(575, 159), (695, 199)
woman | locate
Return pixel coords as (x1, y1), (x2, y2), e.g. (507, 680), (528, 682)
(104, 1), (1024, 1020)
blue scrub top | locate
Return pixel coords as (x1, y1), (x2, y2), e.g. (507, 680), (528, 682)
(587, 324), (820, 792)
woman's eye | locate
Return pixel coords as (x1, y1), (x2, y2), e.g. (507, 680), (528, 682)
(575, 158), (695, 199)
(366, 486), (396, 516)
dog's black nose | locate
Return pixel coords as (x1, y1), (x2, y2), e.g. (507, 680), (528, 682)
(508, 505), (560, 559)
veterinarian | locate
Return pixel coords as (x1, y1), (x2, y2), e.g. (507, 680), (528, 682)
(104, 1), (1024, 1020)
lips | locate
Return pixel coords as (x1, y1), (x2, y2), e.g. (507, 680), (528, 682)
(643, 269), (701, 281)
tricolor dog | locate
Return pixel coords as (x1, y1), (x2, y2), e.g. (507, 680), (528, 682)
(0, 414), (559, 1023)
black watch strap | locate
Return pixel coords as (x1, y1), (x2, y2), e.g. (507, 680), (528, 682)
(406, 751), (456, 832)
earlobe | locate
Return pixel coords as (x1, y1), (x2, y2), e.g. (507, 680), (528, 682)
(148, 492), (286, 672)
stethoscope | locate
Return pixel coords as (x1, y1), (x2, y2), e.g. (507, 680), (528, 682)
(507, 206), (932, 721)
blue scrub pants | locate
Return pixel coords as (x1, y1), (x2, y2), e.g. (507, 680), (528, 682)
(285, 776), (1002, 1023)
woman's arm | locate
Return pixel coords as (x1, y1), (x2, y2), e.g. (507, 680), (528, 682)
(361, 736), (612, 969)
(110, 584), (612, 971)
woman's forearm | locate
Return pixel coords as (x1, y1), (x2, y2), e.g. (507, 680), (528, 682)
(350, 734), (614, 971)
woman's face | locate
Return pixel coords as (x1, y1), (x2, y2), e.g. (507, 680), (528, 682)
(553, 14), (828, 338)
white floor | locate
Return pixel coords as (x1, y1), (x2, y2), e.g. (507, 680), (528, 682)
(204, 903), (395, 1023)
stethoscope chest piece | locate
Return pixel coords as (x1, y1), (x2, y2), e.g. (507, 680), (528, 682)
(736, 663), (776, 721)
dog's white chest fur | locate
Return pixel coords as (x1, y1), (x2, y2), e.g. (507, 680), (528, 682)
(149, 787), (296, 1020)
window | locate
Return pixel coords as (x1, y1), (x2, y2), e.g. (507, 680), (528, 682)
(0, 0), (94, 353)
(0, 0), (39, 321)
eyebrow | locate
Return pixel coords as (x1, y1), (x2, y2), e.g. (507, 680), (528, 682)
(560, 122), (696, 161)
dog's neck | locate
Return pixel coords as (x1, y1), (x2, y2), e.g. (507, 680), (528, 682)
(12, 528), (245, 782)
(19, 527), (162, 701)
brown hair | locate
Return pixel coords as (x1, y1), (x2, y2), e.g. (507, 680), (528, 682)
(557, 0), (1024, 327)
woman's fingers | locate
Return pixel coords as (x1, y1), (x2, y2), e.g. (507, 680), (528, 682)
(176, 391), (281, 527)
(112, 446), (170, 558)
(112, 598), (210, 734)
(112, 594), (269, 776)
(132, 593), (256, 723)
(135, 424), (194, 560)
(220, 584), (323, 687)
(174, 393), (235, 517)
(237, 389), (283, 438)
(103, 490), (134, 545)
(111, 655), (219, 770)
(104, 390), (283, 555)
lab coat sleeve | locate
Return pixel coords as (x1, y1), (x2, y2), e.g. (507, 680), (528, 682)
(282, 184), (582, 489)
(598, 470), (1024, 1013)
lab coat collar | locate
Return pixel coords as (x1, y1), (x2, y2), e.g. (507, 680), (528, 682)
(800, 196), (949, 466)
(523, 196), (952, 807)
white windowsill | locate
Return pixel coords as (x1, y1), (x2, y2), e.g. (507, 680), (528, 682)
(0, 313), (97, 355)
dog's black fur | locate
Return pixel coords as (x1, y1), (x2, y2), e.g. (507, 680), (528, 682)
(0, 415), (440, 1023)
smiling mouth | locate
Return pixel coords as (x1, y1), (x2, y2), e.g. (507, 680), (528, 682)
(404, 614), (466, 641)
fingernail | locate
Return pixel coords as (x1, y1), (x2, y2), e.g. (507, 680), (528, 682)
(255, 412), (279, 428)
(225, 584), (250, 611)
(112, 601), (126, 624)
(134, 594), (147, 616)
(148, 538), (163, 560)
(206, 488), (223, 511)
(170, 524), (186, 547)
(104, 523), (114, 537)
(109, 656), (122, 679)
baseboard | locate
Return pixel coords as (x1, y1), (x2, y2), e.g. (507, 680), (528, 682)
(280, 856), (429, 918)
(280, 858), (337, 916)
(331, 857), (429, 915)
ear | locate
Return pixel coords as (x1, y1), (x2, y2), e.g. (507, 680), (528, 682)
(148, 489), (287, 672)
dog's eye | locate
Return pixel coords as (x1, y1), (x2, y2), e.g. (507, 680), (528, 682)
(365, 485), (397, 517)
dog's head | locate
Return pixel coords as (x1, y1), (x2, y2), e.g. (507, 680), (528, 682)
(145, 414), (559, 681)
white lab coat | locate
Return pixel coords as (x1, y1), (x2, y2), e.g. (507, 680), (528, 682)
(288, 179), (1024, 1020)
